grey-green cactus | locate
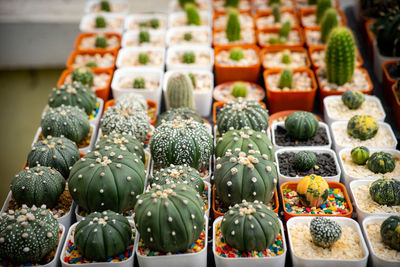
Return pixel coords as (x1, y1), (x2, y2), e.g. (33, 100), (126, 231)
(310, 217), (342, 248)
(185, 3), (201, 25)
(279, 69), (293, 89)
(320, 8), (339, 43)
(166, 72), (196, 110)
(316, 0), (332, 24)
(226, 8), (241, 42)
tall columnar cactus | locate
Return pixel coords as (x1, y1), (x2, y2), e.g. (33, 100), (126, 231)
(28, 136), (80, 177)
(279, 69), (293, 89)
(226, 8), (241, 42)
(69, 148), (146, 213)
(0, 206), (60, 264)
(95, 35), (107, 48)
(221, 201), (280, 252)
(325, 26), (356, 86)
(215, 150), (277, 207)
(316, 0), (332, 24)
(135, 184), (205, 253)
(372, 7), (400, 57)
(320, 8), (339, 43)
(41, 105), (91, 144)
(74, 211), (132, 261)
(155, 107), (202, 127)
(72, 67), (94, 86)
(166, 72), (196, 110)
(11, 166), (65, 209)
(272, 4), (281, 23)
(279, 20), (291, 40)
(185, 3), (201, 25)
(310, 217), (342, 248)
(139, 30), (150, 44)
(225, 0), (240, 8)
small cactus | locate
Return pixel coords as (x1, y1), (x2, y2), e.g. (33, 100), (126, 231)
(184, 32), (193, 41)
(166, 72), (195, 109)
(279, 69), (293, 89)
(188, 72), (196, 87)
(72, 67), (94, 86)
(320, 8), (339, 43)
(95, 16), (106, 28)
(226, 8), (241, 42)
(95, 35), (107, 48)
(347, 115), (379, 140)
(270, 0), (281, 4)
(282, 52), (291, 64)
(100, 1), (111, 12)
(225, 0), (239, 8)
(316, 0), (332, 24)
(86, 61), (97, 67)
(185, 3), (201, 25)
(138, 53), (149, 64)
(150, 18), (159, 29)
(178, 0), (195, 8)
(231, 82), (247, 98)
(139, 30), (150, 44)
(279, 20), (291, 39)
(133, 77), (146, 89)
(310, 217), (342, 248)
(229, 47), (244, 61)
(182, 51), (196, 64)
(272, 4), (281, 23)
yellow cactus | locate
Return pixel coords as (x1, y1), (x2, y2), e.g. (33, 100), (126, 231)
(296, 174), (329, 208)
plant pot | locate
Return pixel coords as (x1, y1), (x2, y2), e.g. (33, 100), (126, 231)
(212, 29), (257, 49)
(252, 0), (295, 14)
(391, 83), (400, 131)
(330, 121), (398, 152)
(261, 46), (311, 70)
(373, 41), (400, 83)
(275, 147), (341, 184)
(257, 27), (305, 49)
(111, 67), (163, 114)
(364, 19), (375, 62)
(382, 60), (399, 103)
(264, 68), (317, 113)
(212, 0), (251, 14)
(309, 46), (363, 70)
(166, 45), (214, 71)
(124, 13), (168, 31)
(295, 0), (340, 10)
(213, 81), (265, 102)
(299, 7), (347, 29)
(212, 101), (267, 125)
(255, 9), (300, 30)
(213, 10), (254, 31)
(362, 216), (400, 266)
(66, 50), (118, 71)
(57, 68), (113, 102)
(121, 29), (166, 47)
(280, 181), (353, 221)
(79, 13), (125, 33)
(214, 45), (260, 84)
(163, 69), (213, 117)
(166, 26), (212, 47)
(85, 0), (129, 15)
(287, 216), (368, 267)
(168, 11), (212, 28)
(168, 0), (212, 13)
(74, 32), (121, 52)
(116, 46), (165, 69)
(269, 110), (323, 127)
(212, 216), (287, 267)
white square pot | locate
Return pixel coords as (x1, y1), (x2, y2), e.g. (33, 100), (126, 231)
(116, 47), (166, 70)
(330, 121), (398, 152)
(362, 216), (400, 267)
(163, 69), (213, 117)
(168, 0), (212, 13)
(111, 67), (163, 113)
(124, 13), (168, 31)
(135, 215), (208, 267)
(271, 121), (332, 151)
(373, 41), (400, 83)
(212, 216), (287, 267)
(166, 26), (212, 47)
(287, 216), (369, 267)
(85, 0), (130, 15)
(323, 95), (386, 126)
(121, 29), (166, 48)
(166, 45), (214, 72)
(168, 11), (211, 28)
(80, 13), (125, 33)
(275, 147), (341, 184)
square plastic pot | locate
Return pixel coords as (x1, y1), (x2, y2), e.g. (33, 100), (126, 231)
(116, 46), (166, 70)
(163, 69), (213, 117)
(166, 45), (214, 72)
(121, 29), (166, 48)
(79, 13), (125, 33)
(373, 41), (400, 83)
(74, 32), (122, 52)
(168, 11), (212, 28)
(212, 216), (287, 267)
(254, 9), (300, 30)
(260, 47), (311, 70)
(168, 0), (212, 13)
(212, 28), (257, 49)
(166, 26), (212, 47)
(66, 50), (118, 71)
(299, 8), (347, 29)
(124, 13), (168, 31)
(257, 26), (305, 49)
(85, 0), (130, 15)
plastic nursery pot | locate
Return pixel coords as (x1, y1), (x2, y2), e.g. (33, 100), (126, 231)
(263, 68), (317, 113)
(383, 60), (399, 104)
(295, 0), (341, 10)
(74, 32), (121, 52)
(365, 19), (375, 62)
(269, 110), (323, 128)
(212, 0), (252, 14)
(212, 101), (267, 125)
(299, 8), (347, 29)
(57, 68), (113, 102)
(308, 46), (364, 71)
(254, 9), (300, 30)
(66, 50), (118, 71)
(260, 46), (311, 70)
(212, 29), (257, 49)
(104, 99), (157, 126)
(212, 9), (253, 31)
(257, 26), (305, 49)
(391, 83), (400, 131)
(212, 185), (279, 219)
(214, 45), (261, 85)
(212, 81), (265, 102)
(280, 181), (353, 222)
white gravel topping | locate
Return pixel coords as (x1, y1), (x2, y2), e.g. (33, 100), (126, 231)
(216, 49), (259, 66)
(262, 50), (308, 69)
(72, 53), (115, 69)
(318, 68), (370, 92)
(353, 183), (400, 214)
(266, 71), (313, 91)
(325, 97), (385, 121)
(365, 221), (400, 261)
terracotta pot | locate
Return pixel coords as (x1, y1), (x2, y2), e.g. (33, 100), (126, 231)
(254, 9), (300, 30)
(212, 81), (265, 102)
(264, 68), (317, 113)
(66, 50), (118, 71)
(212, 28), (257, 49)
(269, 110), (323, 128)
(365, 19), (375, 62)
(382, 60), (399, 104)
(212, 10), (253, 31)
(74, 32), (121, 52)
(257, 26), (305, 49)
(391, 82), (400, 131)
(260, 46), (311, 70)
(213, 100), (267, 125)
(299, 8), (347, 29)
(57, 68), (113, 102)
(308, 45), (364, 71)
(214, 45), (261, 84)
(104, 99), (158, 126)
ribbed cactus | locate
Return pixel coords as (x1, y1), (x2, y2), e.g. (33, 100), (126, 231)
(279, 69), (293, 89)
(185, 3), (201, 25)
(100, 1), (111, 12)
(226, 9), (241, 42)
(320, 8), (339, 43)
(95, 35), (107, 48)
(139, 30), (150, 44)
(272, 4), (281, 23)
(166, 72), (196, 110)
(325, 27), (355, 86)
(188, 72), (196, 86)
(316, 0), (332, 24)
(138, 53), (149, 64)
(182, 51), (196, 63)
(229, 47), (244, 61)
(133, 76), (146, 88)
(279, 20), (291, 40)
(282, 52), (291, 64)
(155, 107), (203, 127)
(72, 67), (94, 86)
(225, 0), (239, 8)
(95, 16), (106, 28)
(231, 82), (247, 98)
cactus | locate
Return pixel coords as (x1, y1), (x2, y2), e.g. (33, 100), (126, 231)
(369, 178), (400, 206)
(133, 76), (146, 88)
(297, 174), (329, 208)
(184, 32), (193, 41)
(279, 69), (293, 89)
(310, 217), (342, 248)
(225, 0), (240, 8)
(69, 148), (146, 213)
(270, 0), (281, 4)
(380, 215), (400, 251)
(135, 184), (204, 253)
(372, 7), (400, 57)
(138, 53), (149, 64)
(231, 82), (247, 98)
(325, 27), (355, 85)
(347, 115), (379, 140)
(188, 72), (196, 87)
(229, 47), (244, 61)
(28, 136), (80, 177)
(166, 72), (196, 109)
(95, 35), (107, 48)
(0, 205), (60, 264)
(320, 8), (339, 43)
(182, 51), (196, 63)
(86, 61), (97, 67)
(115, 93), (148, 111)
(293, 151), (317, 171)
(48, 82), (97, 115)
(341, 91), (365, 109)
(74, 211), (132, 261)
(72, 67), (94, 86)
(150, 119), (212, 170)
(155, 107), (202, 127)
(351, 146), (370, 165)
(279, 20), (291, 39)
(285, 111), (319, 140)
(95, 16), (106, 28)
(100, 1), (111, 12)
(42, 105), (90, 144)
(179, 0), (195, 8)
(139, 30), (150, 44)
(316, 0), (332, 24)
(226, 8), (241, 42)
(185, 3), (201, 25)
(272, 4), (281, 23)
(367, 152), (396, 174)
(282, 52), (291, 64)
(150, 18), (159, 28)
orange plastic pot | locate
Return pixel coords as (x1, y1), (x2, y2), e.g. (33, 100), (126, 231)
(214, 45), (261, 85)
(74, 32), (121, 52)
(391, 82), (400, 131)
(212, 185), (279, 219)
(66, 50), (118, 71)
(57, 68), (113, 102)
(269, 110), (322, 128)
(299, 8), (347, 29)
(212, 0), (251, 15)
(280, 181), (353, 222)
(104, 99), (157, 126)
(308, 46), (364, 71)
(382, 60), (399, 103)
(264, 68), (317, 113)
(23, 153), (85, 170)
(212, 10), (254, 30)
(257, 26), (305, 49)
(260, 46), (311, 70)
(254, 9), (300, 30)
(212, 29), (257, 49)
(295, 0), (340, 10)
(365, 19), (375, 62)
(303, 26), (325, 49)
(213, 101), (267, 125)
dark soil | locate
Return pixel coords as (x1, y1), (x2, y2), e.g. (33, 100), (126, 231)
(274, 126), (330, 146)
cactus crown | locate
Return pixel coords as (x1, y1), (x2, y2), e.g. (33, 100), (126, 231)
(95, 35), (107, 48)
(279, 20), (291, 39)
(184, 32), (193, 41)
(232, 82), (247, 98)
(133, 76), (146, 89)
(279, 69), (293, 89)
(166, 72), (196, 110)
(293, 150), (317, 171)
(138, 52), (149, 64)
(225, 0), (240, 8)
(86, 61), (97, 67)
(316, 0), (332, 24)
(272, 4), (281, 23)
(139, 30), (150, 44)
(229, 47), (244, 61)
(226, 8), (241, 42)
(95, 16), (106, 28)
(182, 51), (196, 64)
(341, 90), (365, 109)
(310, 217), (342, 248)
(320, 8), (339, 43)
(185, 3), (201, 25)
(100, 1), (111, 12)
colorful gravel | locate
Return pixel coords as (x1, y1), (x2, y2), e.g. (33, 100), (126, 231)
(88, 101), (101, 120)
(214, 222), (284, 258)
(214, 191), (276, 214)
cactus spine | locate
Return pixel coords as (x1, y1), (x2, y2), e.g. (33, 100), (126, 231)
(185, 3), (201, 25)
(321, 8), (339, 43)
(166, 72), (196, 110)
(316, 0), (332, 24)
(279, 69), (293, 89)
(226, 8), (241, 42)
(272, 4), (281, 23)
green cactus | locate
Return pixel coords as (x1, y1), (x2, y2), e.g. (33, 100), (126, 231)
(71, 67), (94, 86)
(179, 0), (195, 8)
(133, 76), (146, 88)
(272, 4), (281, 23)
(282, 52), (291, 64)
(320, 8), (339, 43)
(166, 72), (196, 109)
(139, 30), (150, 44)
(341, 91), (365, 109)
(184, 32), (193, 41)
(279, 20), (291, 39)
(226, 8), (241, 42)
(279, 69), (293, 89)
(150, 18), (160, 28)
(381, 215), (400, 251)
(86, 61), (97, 67)
(347, 115), (379, 140)
(0, 206), (60, 264)
(229, 47), (244, 61)
(369, 178), (400, 206)
(372, 7), (400, 57)
(285, 111), (319, 140)
(316, 0), (332, 24)
(231, 82), (247, 98)
(185, 3), (201, 25)
(182, 51), (196, 63)
(270, 0), (281, 4)
(138, 53), (149, 64)
(367, 152), (396, 174)
(325, 27), (355, 85)
(135, 184), (205, 253)
(155, 107), (202, 127)
(95, 16), (106, 28)
(351, 146), (370, 165)
(293, 151), (317, 171)
(100, 1), (111, 12)
(95, 35), (107, 48)
(310, 217), (342, 248)
(225, 0), (240, 8)
(188, 72), (196, 87)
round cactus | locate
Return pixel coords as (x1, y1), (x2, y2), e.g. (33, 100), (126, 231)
(71, 67), (94, 86)
(217, 98), (270, 135)
(369, 178), (400, 206)
(95, 16), (106, 28)
(115, 93), (148, 111)
(139, 30), (150, 44)
(150, 119), (212, 171)
(341, 91), (365, 110)
(215, 150), (277, 207)
(215, 127), (274, 160)
(310, 217), (342, 248)
(155, 108), (203, 127)
(138, 53), (149, 64)
(282, 52), (291, 64)
(221, 201), (280, 252)
(74, 210), (132, 261)
(69, 148), (146, 213)
(41, 105), (90, 144)
(11, 166), (65, 209)
(0, 205), (60, 264)
(347, 115), (379, 141)
(28, 136), (80, 178)
(296, 174), (329, 208)
(380, 215), (400, 251)
(185, 3), (201, 25)
(229, 47), (244, 61)
(100, 0), (111, 12)
(135, 184), (205, 253)
(95, 35), (107, 48)
(184, 32), (193, 41)
(182, 51), (196, 64)
(367, 152), (396, 174)
(133, 77), (146, 89)
(231, 82), (247, 98)
(226, 8), (241, 42)
(284, 111), (319, 140)
(150, 18), (159, 28)
(151, 164), (204, 193)
(278, 20), (291, 40)
(293, 151), (317, 171)
(351, 146), (370, 165)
